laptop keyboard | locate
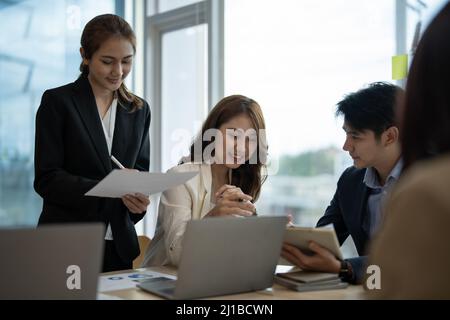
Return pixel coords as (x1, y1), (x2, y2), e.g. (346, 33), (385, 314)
(158, 287), (175, 295)
(141, 276), (174, 285)
(138, 276), (177, 297)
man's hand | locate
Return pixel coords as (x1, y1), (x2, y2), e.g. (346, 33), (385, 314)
(281, 241), (341, 273)
(206, 184), (255, 217)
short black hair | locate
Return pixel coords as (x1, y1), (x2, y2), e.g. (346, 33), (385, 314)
(336, 82), (403, 138)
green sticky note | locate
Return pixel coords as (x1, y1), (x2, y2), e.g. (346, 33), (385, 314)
(392, 54), (408, 80)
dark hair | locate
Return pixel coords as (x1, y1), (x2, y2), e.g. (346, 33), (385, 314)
(400, 3), (450, 170)
(188, 95), (268, 201)
(336, 82), (403, 138)
(79, 14), (143, 111)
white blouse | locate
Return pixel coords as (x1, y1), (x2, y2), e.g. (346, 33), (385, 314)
(98, 98), (117, 240)
(142, 163), (215, 267)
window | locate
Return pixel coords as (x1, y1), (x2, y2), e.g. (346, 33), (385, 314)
(225, 0), (395, 224)
(150, 0), (202, 14)
(145, 0), (223, 236)
(160, 25), (208, 171)
(0, 0), (120, 226)
(225, 0), (397, 257)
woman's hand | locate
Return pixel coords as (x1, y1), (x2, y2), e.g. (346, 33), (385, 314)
(117, 168), (150, 214)
(206, 184), (256, 217)
(122, 193), (150, 214)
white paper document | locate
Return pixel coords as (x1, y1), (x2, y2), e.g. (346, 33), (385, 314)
(85, 170), (198, 198)
(98, 270), (176, 293)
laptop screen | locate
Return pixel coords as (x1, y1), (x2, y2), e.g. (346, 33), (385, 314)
(0, 223), (104, 299)
(167, 216), (287, 299)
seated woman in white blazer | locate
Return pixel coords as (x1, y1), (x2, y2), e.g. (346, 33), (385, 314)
(142, 95), (268, 267)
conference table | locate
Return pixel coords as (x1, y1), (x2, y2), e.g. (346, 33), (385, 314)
(99, 266), (366, 300)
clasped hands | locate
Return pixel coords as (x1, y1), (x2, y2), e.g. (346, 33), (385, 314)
(207, 184), (256, 217)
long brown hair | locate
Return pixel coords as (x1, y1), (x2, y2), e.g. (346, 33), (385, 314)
(188, 95), (268, 201)
(400, 3), (450, 170)
(79, 14), (143, 111)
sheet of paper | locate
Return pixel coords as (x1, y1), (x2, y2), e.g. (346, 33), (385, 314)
(98, 270), (176, 293)
(275, 265), (296, 274)
(85, 170), (198, 198)
(392, 54), (408, 80)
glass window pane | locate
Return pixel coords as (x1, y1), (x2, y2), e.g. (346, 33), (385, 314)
(161, 24), (208, 172)
(157, 0), (201, 14)
(406, 0), (448, 55)
(225, 0), (395, 257)
(0, 0), (116, 227)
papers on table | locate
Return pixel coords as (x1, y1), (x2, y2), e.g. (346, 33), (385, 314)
(98, 270), (176, 293)
(85, 170), (198, 198)
(274, 270), (348, 292)
(274, 277), (348, 292)
(275, 265), (295, 274)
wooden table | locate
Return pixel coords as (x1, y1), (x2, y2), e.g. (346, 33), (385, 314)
(99, 266), (365, 300)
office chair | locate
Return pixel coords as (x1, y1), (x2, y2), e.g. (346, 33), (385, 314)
(133, 235), (151, 269)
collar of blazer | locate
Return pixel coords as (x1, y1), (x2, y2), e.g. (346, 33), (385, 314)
(350, 169), (371, 246)
(72, 74), (133, 175)
(200, 164), (213, 218)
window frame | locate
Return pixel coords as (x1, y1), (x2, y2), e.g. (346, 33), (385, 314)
(143, 0), (224, 236)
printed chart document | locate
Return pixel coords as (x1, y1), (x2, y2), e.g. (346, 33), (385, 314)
(98, 270), (176, 293)
(85, 170), (198, 198)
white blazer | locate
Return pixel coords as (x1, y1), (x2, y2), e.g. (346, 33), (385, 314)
(142, 162), (215, 267)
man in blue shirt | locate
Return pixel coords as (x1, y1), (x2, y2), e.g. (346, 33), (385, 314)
(282, 82), (404, 283)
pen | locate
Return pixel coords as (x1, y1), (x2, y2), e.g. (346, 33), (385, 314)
(111, 155), (125, 169)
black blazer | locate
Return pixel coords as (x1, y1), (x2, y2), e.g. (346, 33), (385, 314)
(34, 74), (151, 263)
(316, 166), (370, 283)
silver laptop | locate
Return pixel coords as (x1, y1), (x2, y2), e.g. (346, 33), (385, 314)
(0, 223), (104, 300)
(138, 216), (287, 299)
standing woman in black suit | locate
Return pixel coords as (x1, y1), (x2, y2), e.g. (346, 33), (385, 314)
(34, 14), (151, 272)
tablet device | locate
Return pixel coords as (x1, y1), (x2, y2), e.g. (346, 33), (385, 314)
(284, 226), (343, 260)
